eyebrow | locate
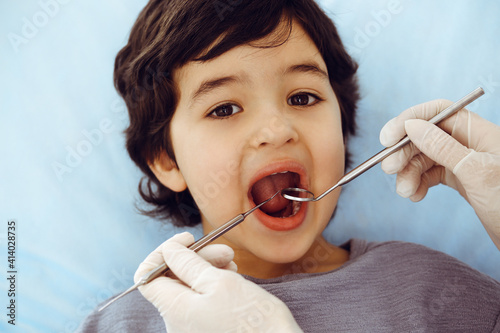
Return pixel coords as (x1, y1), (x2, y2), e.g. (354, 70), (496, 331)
(190, 76), (241, 106)
(284, 62), (329, 80)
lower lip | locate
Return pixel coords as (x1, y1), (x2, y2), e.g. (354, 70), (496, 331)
(251, 199), (308, 231)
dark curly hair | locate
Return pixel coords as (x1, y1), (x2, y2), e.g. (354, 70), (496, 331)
(114, 0), (359, 227)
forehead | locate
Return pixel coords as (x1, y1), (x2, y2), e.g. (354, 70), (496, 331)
(173, 22), (328, 95)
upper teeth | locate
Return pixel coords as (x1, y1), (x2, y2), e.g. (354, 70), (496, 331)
(270, 171), (290, 176)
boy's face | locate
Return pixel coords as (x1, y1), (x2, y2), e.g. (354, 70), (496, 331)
(162, 22), (345, 264)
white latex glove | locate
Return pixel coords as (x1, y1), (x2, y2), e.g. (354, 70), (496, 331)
(135, 232), (303, 333)
(379, 99), (500, 250)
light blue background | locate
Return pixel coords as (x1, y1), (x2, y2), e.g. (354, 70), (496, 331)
(1, 0), (499, 332)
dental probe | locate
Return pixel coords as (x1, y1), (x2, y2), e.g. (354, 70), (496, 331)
(98, 191), (281, 312)
(282, 87), (485, 202)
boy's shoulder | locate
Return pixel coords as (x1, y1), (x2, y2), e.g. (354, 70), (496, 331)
(76, 289), (163, 333)
(351, 237), (480, 264)
(346, 238), (500, 304)
(349, 238), (498, 283)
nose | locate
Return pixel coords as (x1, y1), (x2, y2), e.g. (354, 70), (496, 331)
(249, 110), (299, 149)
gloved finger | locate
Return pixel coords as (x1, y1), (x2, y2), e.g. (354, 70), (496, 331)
(409, 166), (445, 202)
(221, 261), (238, 272)
(379, 107), (417, 147)
(381, 143), (420, 174)
(134, 233), (197, 318)
(138, 269), (193, 311)
(134, 232), (195, 283)
(379, 99), (454, 147)
(161, 239), (222, 293)
(404, 119), (471, 172)
(395, 153), (435, 198)
(197, 244), (237, 270)
(380, 99), (468, 174)
(139, 269), (198, 322)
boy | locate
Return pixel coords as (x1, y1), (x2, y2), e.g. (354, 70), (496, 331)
(78, 0), (500, 331)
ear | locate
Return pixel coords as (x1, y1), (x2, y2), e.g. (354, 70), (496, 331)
(148, 152), (187, 192)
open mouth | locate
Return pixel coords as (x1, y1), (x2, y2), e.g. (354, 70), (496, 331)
(250, 171), (302, 218)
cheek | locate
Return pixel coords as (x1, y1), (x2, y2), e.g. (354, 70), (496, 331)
(320, 130), (345, 175)
(309, 110), (345, 176)
(305, 106), (345, 220)
(172, 122), (243, 215)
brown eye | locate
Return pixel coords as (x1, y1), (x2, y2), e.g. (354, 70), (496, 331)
(210, 104), (242, 118)
(288, 93), (319, 106)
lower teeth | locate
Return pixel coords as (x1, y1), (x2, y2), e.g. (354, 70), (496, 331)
(278, 200), (301, 219)
(292, 200), (301, 216)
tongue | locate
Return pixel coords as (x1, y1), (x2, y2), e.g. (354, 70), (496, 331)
(251, 172), (297, 214)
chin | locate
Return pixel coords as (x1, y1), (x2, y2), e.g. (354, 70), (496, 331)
(249, 229), (317, 264)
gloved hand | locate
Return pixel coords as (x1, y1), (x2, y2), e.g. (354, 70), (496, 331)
(379, 99), (500, 250)
(135, 232), (303, 333)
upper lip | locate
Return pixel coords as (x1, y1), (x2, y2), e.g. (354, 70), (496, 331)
(247, 160), (309, 203)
